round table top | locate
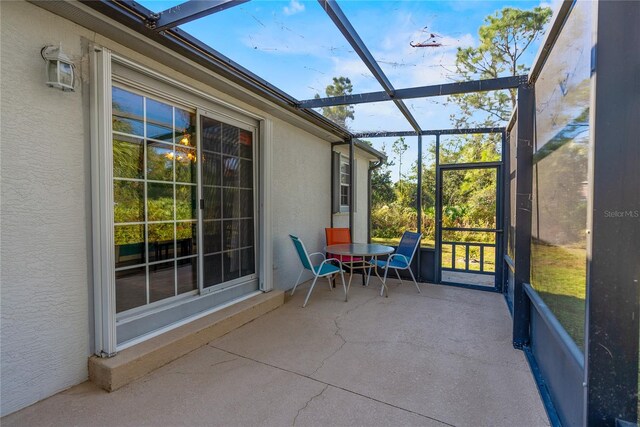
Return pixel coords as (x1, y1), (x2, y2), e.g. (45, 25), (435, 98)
(325, 243), (394, 257)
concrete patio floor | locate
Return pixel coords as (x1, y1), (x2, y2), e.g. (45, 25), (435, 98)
(3, 279), (549, 427)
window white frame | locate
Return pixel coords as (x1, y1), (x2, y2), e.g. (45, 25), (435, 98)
(339, 155), (350, 212)
(91, 46), (273, 356)
(111, 84), (200, 316)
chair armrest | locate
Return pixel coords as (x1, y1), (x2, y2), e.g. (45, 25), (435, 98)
(388, 253), (410, 267)
(308, 252), (326, 261)
(318, 258), (344, 272)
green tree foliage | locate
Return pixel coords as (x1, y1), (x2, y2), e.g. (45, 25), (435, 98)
(315, 77), (355, 129)
(371, 168), (396, 207)
(363, 140), (396, 206)
(391, 137), (409, 181)
(370, 6), (552, 247)
(435, 6), (552, 242)
(449, 6), (552, 128)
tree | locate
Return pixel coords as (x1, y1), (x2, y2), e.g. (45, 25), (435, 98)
(449, 6), (552, 128)
(391, 137), (409, 182)
(315, 77), (355, 129)
(439, 6), (552, 241)
(363, 140), (396, 206)
(371, 169), (395, 206)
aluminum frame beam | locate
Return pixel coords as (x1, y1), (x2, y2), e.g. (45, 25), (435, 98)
(354, 127), (505, 139)
(148, 0), (250, 31)
(300, 75), (528, 108)
(317, 0), (422, 133)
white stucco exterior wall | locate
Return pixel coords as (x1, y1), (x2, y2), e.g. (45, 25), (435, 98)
(271, 119), (331, 290)
(1, 0), (366, 416)
(0, 1), (93, 416)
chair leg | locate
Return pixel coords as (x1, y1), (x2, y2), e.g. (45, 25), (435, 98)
(394, 268), (403, 284)
(327, 276), (333, 291)
(303, 275), (320, 308)
(380, 267), (389, 297)
(408, 267), (420, 293)
(291, 269), (304, 296)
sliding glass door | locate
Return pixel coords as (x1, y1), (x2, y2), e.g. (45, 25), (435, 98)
(112, 85), (257, 318)
(112, 86), (198, 314)
(200, 114), (256, 292)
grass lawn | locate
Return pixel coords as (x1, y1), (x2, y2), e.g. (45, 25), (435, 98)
(531, 242), (587, 349)
(371, 236), (435, 247)
(371, 237), (496, 272)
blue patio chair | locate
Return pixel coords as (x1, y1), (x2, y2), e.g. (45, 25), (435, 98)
(290, 235), (347, 307)
(369, 231), (422, 297)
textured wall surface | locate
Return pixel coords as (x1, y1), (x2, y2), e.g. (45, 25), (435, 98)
(0, 1), (93, 416)
(271, 118), (331, 289)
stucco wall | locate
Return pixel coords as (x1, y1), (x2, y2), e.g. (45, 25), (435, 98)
(0, 1), (93, 416)
(0, 0), (357, 416)
(271, 119), (331, 289)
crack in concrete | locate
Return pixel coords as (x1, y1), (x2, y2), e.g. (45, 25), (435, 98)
(210, 357), (238, 368)
(210, 346), (455, 426)
(292, 384), (328, 426)
(310, 319), (346, 377)
(309, 294), (379, 377)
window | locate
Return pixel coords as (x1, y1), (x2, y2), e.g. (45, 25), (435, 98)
(340, 155), (350, 210)
(332, 151), (356, 214)
(112, 86), (198, 313)
(111, 85), (257, 315)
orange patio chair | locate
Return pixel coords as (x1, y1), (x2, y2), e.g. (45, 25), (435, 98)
(325, 228), (362, 264)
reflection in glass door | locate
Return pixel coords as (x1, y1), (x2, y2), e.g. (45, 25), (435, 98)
(112, 86), (198, 314)
(200, 115), (256, 290)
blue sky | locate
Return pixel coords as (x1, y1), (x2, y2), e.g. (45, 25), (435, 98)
(140, 0), (554, 178)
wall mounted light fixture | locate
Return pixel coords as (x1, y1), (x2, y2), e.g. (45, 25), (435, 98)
(41, 44), (75, 91)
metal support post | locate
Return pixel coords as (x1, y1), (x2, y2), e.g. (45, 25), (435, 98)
(585, 1), (640, 424)
(434, 134), (441, 284)
(512, 84), (535, 348)
(416, 135), (423, 281)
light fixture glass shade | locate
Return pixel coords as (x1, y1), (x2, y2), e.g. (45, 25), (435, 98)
(42, 45), (75, 91)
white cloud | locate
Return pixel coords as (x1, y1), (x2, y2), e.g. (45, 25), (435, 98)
(538, 0), (553, 10)
(283, 0), (305, 16)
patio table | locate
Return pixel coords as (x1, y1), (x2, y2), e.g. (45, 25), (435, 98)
(325, 243), (394, 299)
